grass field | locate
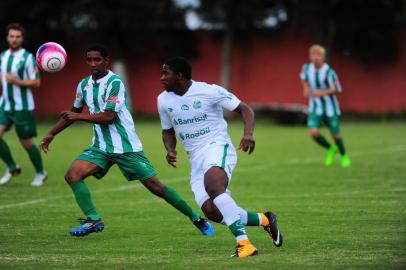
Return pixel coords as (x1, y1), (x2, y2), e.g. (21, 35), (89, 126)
(0, 120), (405, 270)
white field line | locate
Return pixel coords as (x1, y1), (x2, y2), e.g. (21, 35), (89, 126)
(0, 145), (405, 210)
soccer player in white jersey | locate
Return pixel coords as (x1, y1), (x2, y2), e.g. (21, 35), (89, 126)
(300, 45), (351, 167)
(39, 45), (214, 237)
(157, 57), (283, 258)
(0, 23), (47, 186)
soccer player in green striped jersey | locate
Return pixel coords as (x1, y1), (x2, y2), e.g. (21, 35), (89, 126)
(300, 44), (351, 167)
(39, 44), (214, 237)
(0, 23), (47, 186)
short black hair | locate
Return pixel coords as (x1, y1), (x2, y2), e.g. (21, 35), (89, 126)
(6, 23), (25, 37)
(86, 44), (109, 58)
(164, 56), (192, 80)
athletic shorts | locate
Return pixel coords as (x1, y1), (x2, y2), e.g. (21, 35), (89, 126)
(0, 109), (37, 139)
(308, 113), (340, 134)
(76, 147), (157, 181)
(189, 141), (237, 208)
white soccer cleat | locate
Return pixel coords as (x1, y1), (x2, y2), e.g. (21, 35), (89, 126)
(0, 165), (22, 185)
(31, 171), (48, 187)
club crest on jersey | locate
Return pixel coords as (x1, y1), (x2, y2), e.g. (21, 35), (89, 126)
(181, 104), (189, 111)
(217, 89), (233, 100)
(105, 95), (120, 104)
(193, 100), (202, 109)
(15, 59), (26, 71)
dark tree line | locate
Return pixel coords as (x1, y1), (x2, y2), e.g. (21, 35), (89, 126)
(0, 0), (404, 67)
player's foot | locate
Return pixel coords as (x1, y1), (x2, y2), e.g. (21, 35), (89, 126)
(325, 146), (338, 166)
(230, 239), (258, 258)
(193, 217), (215, 236)
(69, 218), (104, 237)
(263, 211), (283, 247)
(0, 165), (22, 185)
(341, 155), (351, 168)
(31, 171), (48, 187)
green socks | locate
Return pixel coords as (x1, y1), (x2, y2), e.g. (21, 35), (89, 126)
(246, 212), (261, 226)
(334, 137), (346, 155)
(0, 139), (17, 170)
(228, 220), (247, 238)
(25, 145), (44, 174)
(313, 134), (331, 149)
(0, 141), (43, 173)
(70, 181), (101, 220)
(163, 186), (200, 222)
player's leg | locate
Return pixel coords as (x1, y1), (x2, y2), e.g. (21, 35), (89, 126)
(328, 116), (350, 167)
(15, 110), (46, 186)
(140, 176), (215, 236)
(65, 160), (101, 220)
(201, 199), (282, 246)
(309, 114), (338, 166)
(115, 150), (214, 236)
(0, 111), (21, 185)
(66, 148), (111, 236)
(19, 138), (47, 186)
(204, 166), (257, 258)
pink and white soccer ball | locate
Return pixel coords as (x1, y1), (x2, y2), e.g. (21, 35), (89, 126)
(36, 42), (67, 73)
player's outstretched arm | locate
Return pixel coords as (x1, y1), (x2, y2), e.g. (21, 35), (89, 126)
(234, 102), (256, 154)
(40, 106), (83, 153)
(162, 128), (177, 168)
(60, 110), (117, 125)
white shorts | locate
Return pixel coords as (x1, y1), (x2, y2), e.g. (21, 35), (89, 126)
(189, 141), (237, 208)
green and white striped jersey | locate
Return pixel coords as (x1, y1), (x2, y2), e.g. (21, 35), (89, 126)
(73, 70), (143, 154)
(300, 63), (342, 117)
(0, 48), (39, 111)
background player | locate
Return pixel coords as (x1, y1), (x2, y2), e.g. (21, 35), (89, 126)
(300, 44), (351, 167)
(157, 57), (283, 258)
(0, 23), (47, 186)
(39, 45), (214, 237)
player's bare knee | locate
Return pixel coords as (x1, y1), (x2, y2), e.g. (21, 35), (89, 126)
(20, 138), (33, 149)
(309, 129), (319, 138)
(64, 170), (83, 183)
(332, 133), (341, 140)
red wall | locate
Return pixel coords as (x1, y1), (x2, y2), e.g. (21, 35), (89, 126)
(34, 33), (406, 117)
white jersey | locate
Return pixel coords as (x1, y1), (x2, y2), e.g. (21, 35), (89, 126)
(300, 63), (342, 117)
(157, 81), (241, 155)
(73, 70), (143, 154)
(0, 48), (39, 111)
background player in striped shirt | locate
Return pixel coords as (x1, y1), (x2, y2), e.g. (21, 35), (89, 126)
(39, 45), (214, 237)
(300, 44), (351, 167)
(0, 23), (47, 186)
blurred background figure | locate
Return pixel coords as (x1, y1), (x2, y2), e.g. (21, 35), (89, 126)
(0, 23), (47, 186)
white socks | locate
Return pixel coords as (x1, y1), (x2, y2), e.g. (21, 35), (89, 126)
(213, 193), (248, 241)
(213, 193), (240, 226)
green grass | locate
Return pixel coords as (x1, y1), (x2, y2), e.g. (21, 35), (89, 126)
(0, 121), (405, 270)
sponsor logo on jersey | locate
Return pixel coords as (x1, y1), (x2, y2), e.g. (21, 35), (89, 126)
(167, 107), (173, 112)
(105, 95), (121, 104)
(193, 100), (202, 109)
(181, 104), (189, 111)
(173, 114), (207, 126)
(179, 127), (211, 140)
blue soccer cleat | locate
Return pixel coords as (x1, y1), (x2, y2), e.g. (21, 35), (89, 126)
(69, 218), (104, 237)
(193, 217), (215, 236)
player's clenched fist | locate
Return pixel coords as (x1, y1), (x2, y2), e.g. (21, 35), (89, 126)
(166, 150), (177, 168)
(238, 134), (255, 154)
